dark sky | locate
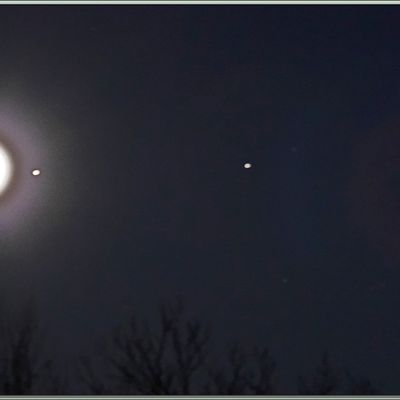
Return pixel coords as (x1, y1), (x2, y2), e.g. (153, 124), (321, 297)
(1, 4), (400, 393)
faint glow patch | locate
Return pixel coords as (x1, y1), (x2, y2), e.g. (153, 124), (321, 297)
(244, 162), (252, 169)
(0, 143), (12, 196)
(31, 169), (41, 176)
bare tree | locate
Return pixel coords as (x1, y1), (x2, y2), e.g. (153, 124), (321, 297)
(206, 344), (277, 394)
(298, 352), (340, 395)
(297, 353), (380, 395)
(81, 300), (209, 394)
(206, 344), (249, 394)
(0, 304), (61, 394)
(81, 299), (278, 395)
(0, 298), (381, 395)
(80, 302), (381, 395)
(247, 347), (277, 394)
(345, 371), (380, 395)
(80, 355), (109, 394)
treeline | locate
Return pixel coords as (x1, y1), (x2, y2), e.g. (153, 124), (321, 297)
(0, 301), (380, 394)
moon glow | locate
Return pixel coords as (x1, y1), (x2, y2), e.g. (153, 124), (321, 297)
(0, 142), (13, 197)
(0, 97), (71, 246)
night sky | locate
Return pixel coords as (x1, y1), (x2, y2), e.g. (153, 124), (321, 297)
(1, 4), (400, 393)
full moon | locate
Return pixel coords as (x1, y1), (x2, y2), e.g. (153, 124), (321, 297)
(244, 162), (252, 169)
(32, 169), (41, 176)
(0, 143), (13, 196)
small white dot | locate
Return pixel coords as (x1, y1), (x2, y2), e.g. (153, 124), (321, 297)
(244, 163), (252, 169)
(32, 169), (41, 176)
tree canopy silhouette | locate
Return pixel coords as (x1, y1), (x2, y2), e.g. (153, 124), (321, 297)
(0, 304), (63, 394)
(0, 298), (381, 394)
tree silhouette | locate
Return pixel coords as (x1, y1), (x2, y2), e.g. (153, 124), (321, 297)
(0, 305), (61, 394)
(298, 352), (339, 395)
(80, 300), (278, 395)
(346, 372), (380, 395)
(0, 298), (380, 394)
(298, 352), (380, 395)
(206, 344), (277, 394)
(80, 301), (209, 394)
